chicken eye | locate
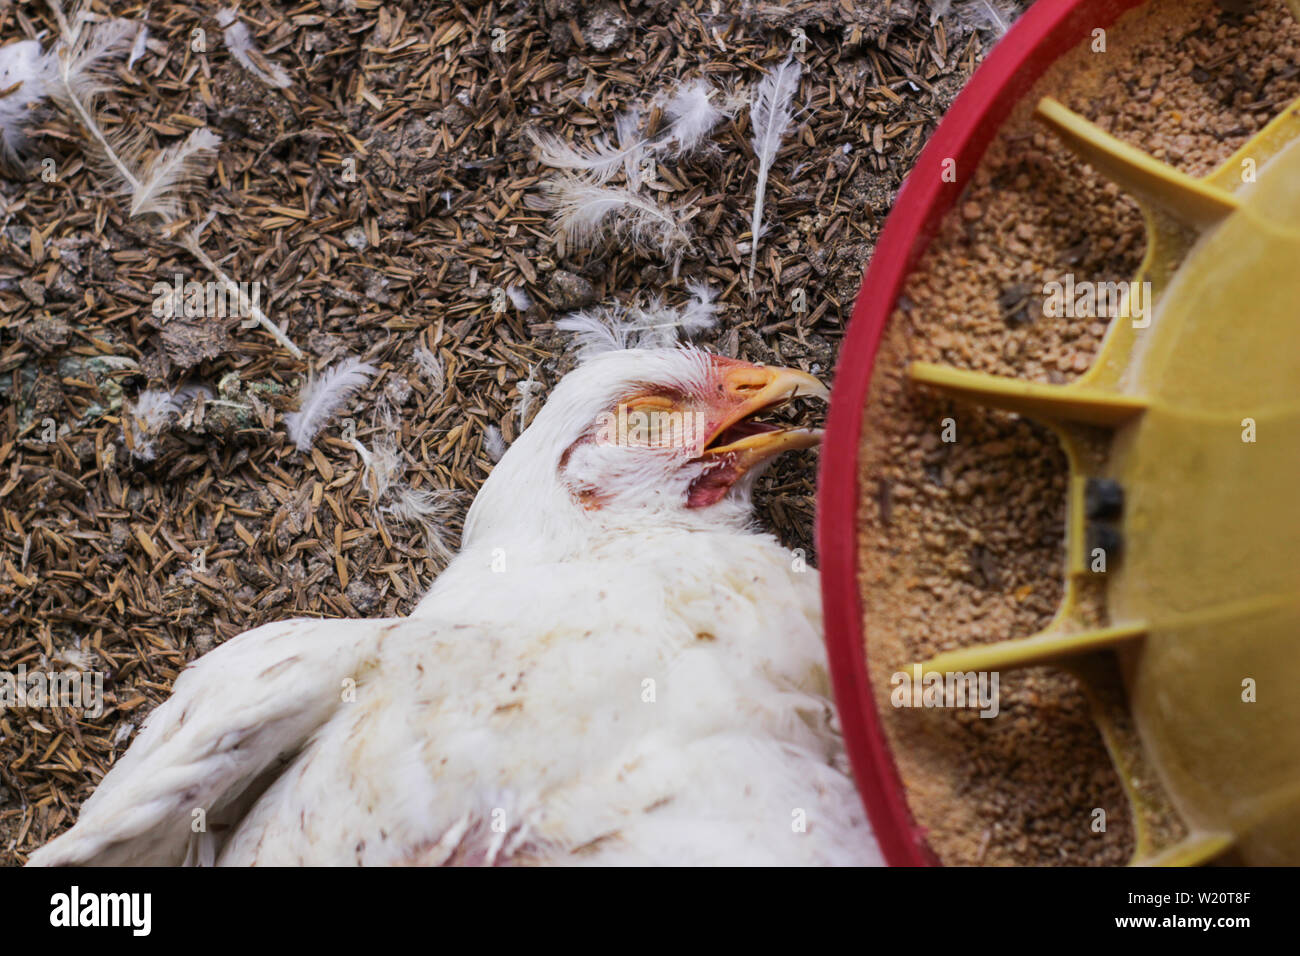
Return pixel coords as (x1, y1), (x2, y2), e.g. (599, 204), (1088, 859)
(623, 395), (676, 412)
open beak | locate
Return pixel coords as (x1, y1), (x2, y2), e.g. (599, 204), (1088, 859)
(685, 363), (828, 509)
(700, 364), (828, 458)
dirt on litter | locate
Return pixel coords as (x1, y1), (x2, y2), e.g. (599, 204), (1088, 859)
(857, 0), (1300, 865)
(0, 0), (1035, 866)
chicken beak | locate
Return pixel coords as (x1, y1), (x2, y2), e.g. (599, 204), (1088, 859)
(685, 364), (827, 508)
(700, 365), (829, 461)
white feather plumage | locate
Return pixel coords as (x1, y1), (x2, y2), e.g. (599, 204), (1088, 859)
(127, 23), (148, 70)
(125, 385), (212, 461)
(527, 126), (633, 184)
(748, 57), (801, 279)
(484, 424), (507, 462)
(558, 284), (718, 361)
(544, 174), (689, 259)
(218, 8), (292, 89)
(0, 40), (55, 163)
(53, 12), (136, 104)
(616, 106), (643, 188)
(284, 357), (377, 451)
(129, 128), (221, 218)
(413, 347), (445, 395)
(45, 13), (138, 194)
(356, 410), (457, 562)
(40, 10), (220, 224)
(530, 77), (727, 184)
(959, 0), (1018, 35)
(680, 280), (719, 334)
(659, 78), (726, 156)
(516, 364), (540, 432)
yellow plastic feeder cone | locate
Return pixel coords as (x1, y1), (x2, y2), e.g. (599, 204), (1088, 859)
(910, 95), (1300, 866)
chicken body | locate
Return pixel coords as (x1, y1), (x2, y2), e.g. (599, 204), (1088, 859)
(30, 349), (880, 866)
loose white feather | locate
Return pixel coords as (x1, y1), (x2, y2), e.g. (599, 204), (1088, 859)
(956, 0), (1018, 36)
(0, 40), (55, 163)
(506, 284), (532, 310)
(558, 284), (717, 361)
(748, 57), (801, 279)
(54, 12), (136, 105)
(555, 307), (630, 358)
(125, 385), (211, 461)
(218, 8), (292, 90)
(679, 280), (719, 334)
(531, 78), (727, 184)
(46, 10), (217, 225)
(484, 425), (507, 462)
(127, 22), (149, 70)
(616, 107), (643, 188)
(413, 347), (445, 395)
(129, 128), (221, 218)
(659, 78), (726, 157)
(126, 389), (178, 461)
(284, 357), (377, 451)
(355, 406), (456, 562)
(526, 127), (632, 184)
(45, 12), (138, 194)
(516, 365), (540, 432)
(544, 174), (689, 260)
(382, 483), (457, 562)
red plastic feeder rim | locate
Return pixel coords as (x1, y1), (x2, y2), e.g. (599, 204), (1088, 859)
(816, 0), (1148, 866)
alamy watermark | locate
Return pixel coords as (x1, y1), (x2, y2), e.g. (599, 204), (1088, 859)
(152, 273), (262, 327)
(0, 665), (104, 717)
(594, 403), (709, 449)
(1042, 275), (1151, 328)
(890, 664), (1000, 718)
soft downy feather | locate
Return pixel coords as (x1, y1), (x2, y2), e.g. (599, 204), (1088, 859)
(413, 346), (446, 395)
(45, 11), (138, 191)
(46, 7), (219, 224)
(679, 280), (719, 334)
(483, 425), (507, 463)
(616, 106), (643, 188)
(51, 8), (136, 105)
(39, 3), (291, 357)
(129, 128), (222, 218)
(951, 0), (1019, 36)
(543, 173), (690, 263)
(506, 284), (532, 310)
(529, 77), (728, 183)
(284, 357), (377, 451)
(516, 364), (541, 432)
(658, 78), (727, 157)
(748, 57), (801, 279)
(0, 40), (55, 164)
(355, 403), (457, 563)
(217, 7), (292, 90)
(127, 21), (149, 70)
(557, 283), (718, 361)
(125, 384), (213, 461)
(125, 389), (179, 461)
(527, 126), (634, 184)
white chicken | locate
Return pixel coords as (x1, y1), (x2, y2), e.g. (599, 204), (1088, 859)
(30, 348), (880, 866)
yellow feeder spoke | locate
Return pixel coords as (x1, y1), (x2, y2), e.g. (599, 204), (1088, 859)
(910, 91), (1300, 866)
(1034, 97), (1240, 229)
(917, 622), (1147, 675)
